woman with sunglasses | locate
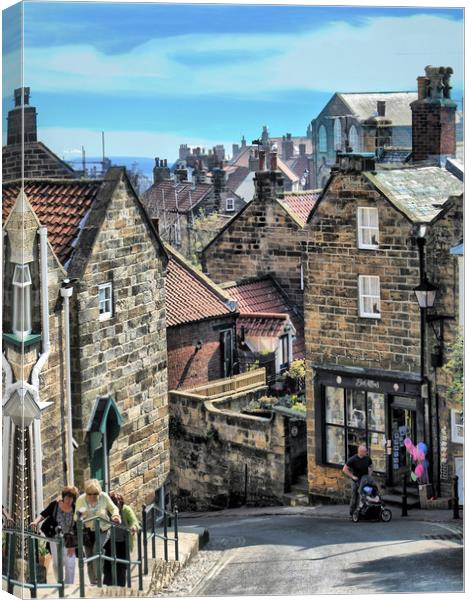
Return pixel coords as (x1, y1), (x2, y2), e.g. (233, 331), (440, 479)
(74, 479), (120, 585)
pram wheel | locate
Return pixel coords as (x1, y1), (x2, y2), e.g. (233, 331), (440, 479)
(380, 508), (392, 522)
(352, 510), (360, 522)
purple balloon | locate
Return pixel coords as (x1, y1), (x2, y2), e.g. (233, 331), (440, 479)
(404, 438), (413, 448)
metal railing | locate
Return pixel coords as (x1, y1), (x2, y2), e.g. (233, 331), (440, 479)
(141, 502), (179, 575)
(2, 525), (65, 598)
(76, 514), (143, 597)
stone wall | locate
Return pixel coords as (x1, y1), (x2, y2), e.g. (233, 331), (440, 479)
(2, 143), (76, 182)
(202, 172), (307, 311)
(167, 317), (237, 391)
(169, 373), (306, 510)
(70, 177), (170, 507)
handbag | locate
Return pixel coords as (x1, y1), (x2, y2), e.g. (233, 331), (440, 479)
(63, 532), (77, 548)
(82, 527), (95, 548)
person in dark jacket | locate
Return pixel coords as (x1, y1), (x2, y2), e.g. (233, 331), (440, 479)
(30, 486), (79, 583)
(342, 445), (373, 517)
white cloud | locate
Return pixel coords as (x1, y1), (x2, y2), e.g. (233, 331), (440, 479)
(38, 126), (233, 161)
(22, 14), (463, 98)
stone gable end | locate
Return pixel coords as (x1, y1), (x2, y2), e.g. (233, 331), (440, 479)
(71, 179), (169, 505)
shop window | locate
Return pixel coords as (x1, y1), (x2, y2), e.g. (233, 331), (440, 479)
(98, 282), (113, 320)
(323, 386), (386, 472)
(318, 125), (327, 153)
(357, 207), (379, 249)
(358, 275), (381, 318)
(451, 410), (464, 444)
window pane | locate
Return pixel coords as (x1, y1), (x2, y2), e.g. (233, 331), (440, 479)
(346, 390), (366, 429)
(326, 426), (345, 464)
(347, 429), (367, 460)
(368, 431), (386, 472)
(325, 387), (344, 425)
(367, 393), (385, 431)
(369, 209), (378, 228)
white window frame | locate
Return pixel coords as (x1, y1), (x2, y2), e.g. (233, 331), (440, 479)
(225, 197), (235, 212)
(98, 282), (113, 321)
(358, 275), (381, 318)
(451, 410), (464, 444)
(12, 263), (32, 339)
(357, 207), (379, 249)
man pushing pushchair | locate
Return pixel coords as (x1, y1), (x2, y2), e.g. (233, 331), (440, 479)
(343, 445), (392, 522)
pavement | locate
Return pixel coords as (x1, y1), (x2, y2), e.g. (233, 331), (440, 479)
(179, 501), (464, 524)
(2, 526), (208, 599)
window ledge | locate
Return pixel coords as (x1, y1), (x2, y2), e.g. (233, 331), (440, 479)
(2, 332), (42, 348)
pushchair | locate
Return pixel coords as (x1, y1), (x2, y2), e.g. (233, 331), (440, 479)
(352, 475), (392, 522)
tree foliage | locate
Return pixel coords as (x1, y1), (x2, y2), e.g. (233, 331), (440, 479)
(442, 332), (464, 407)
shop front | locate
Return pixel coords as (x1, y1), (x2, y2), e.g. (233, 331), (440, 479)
(313, 364), (424, 487)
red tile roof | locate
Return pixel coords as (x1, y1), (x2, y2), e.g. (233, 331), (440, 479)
(278, 191), (320, 226)
(224, 278), (304, 358)
(2, 179), (102, 265)
(165, 246), (234, 327)
(238, 314), (287, 338)
(142, 180), (212, 216)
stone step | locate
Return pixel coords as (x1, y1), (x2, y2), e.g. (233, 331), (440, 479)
(283, 491), (310, 507)
(290, 481), (308, 494)
(381, 494), (420, 509)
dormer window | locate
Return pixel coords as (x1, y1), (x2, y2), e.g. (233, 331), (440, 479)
(226, 197), (235, 212)
(12, 264), (32, 339)
(98, 282), (113, 321)
(357, 207), (379, 249)
(358, 275), (381, 318)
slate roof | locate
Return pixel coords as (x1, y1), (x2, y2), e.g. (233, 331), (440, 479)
(365, 166), (463, 223)
(285, 154), (311, 180)
(278, 191), (320, 226)
(225, 165), (250, 195)
(229, 147), (299, 183)
(2, 179), (102, 264)
(377, 147), (412, 164)
(338, 92), (417, 126)
(164, 245), (235, 327)
(224, 278), (304, 358)
(142, 180), (212, 216)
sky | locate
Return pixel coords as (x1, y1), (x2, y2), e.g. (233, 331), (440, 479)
(2, 1), (465, 163)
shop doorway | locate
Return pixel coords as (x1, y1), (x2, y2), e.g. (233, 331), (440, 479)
(389, 396), (417, 486)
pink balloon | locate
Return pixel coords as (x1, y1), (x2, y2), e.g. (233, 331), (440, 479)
(404, 438), (413, 448)
(415, 464), (424, 478)
(417, 451), (425, 462)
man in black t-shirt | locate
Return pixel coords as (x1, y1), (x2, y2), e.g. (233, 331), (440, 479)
(342, 445), (373, 516)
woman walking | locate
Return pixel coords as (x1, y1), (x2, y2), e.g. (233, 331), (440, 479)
(74, 480), (120, 585)
(103, 492), (140, 587)
(30, 486), (79, 584)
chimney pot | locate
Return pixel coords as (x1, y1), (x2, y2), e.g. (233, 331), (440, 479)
(377, 101), (386, 117)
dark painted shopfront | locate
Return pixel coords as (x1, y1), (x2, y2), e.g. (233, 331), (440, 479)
(313, 364), (424, 486)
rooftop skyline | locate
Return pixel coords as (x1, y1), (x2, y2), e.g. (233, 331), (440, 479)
(2, 1), (464, 161)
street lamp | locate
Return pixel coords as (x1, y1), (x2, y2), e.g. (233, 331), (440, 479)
(414, 277), (438, 310)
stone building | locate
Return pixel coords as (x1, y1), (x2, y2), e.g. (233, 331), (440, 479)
(304, 66), (463, 504)
(2, 167), (170, 523)
(164, 244), (238, 390)
(2, 87), (77, 182)
(202, 148), (319, 314)
(142, 162), (245, 260)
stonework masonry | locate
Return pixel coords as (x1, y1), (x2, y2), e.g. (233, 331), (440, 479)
(69, 177), (170, 507)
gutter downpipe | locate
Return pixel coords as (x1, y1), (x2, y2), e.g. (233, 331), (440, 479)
(31, 226), (51, 512)
(60, 279), (74, 486)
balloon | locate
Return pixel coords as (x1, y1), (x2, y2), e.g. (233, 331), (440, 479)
(417, 442), (428, 454)
(417, 451), (425, 462)
(415, 464), (424, 478)
(411, 448), (419, 462)
(410, 471), (418, 482)
(404, 438), (413, 448)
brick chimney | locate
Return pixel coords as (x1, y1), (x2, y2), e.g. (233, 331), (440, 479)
(248, 149), (259, 172)
(362, 100), (392, 153)
(254, 146), (283, 202)
(174, 164), (188, 183)
(7, 87), (37, 145)
(411, 66), (457, 164)
(377, 100), (386, 117)
(153, 157), (171, 184)
(281, 133), (294, 160)
(299, 143), (306, 157)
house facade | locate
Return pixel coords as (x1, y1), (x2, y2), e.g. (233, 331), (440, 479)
(2, 168), (170, 524)
(304, 66), (463, 503)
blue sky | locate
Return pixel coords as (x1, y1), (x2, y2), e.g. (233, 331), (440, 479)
(2, 2), (464, 162)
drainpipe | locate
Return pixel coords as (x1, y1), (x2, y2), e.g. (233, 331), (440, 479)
(30, 226), (51, 512)
(60, 278), (75, 486)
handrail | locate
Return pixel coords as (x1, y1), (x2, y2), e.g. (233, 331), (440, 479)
(76, 513), (143, 597)
(2, 525), (65, 598)
(141, 501), (179, 575)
